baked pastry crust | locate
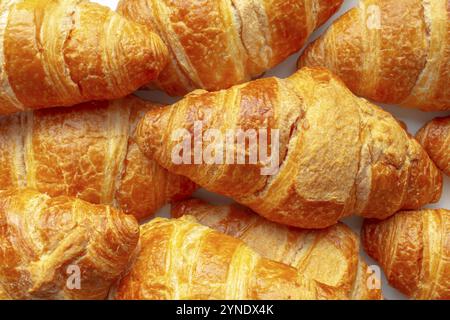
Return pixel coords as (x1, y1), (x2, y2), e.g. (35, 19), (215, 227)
(136, 67), (443, 228)
(0, 188), (139, 300)
(114, 215), (342, 300)
(0, 96), (196, 220)
(416, 116), (450, 176)
(172, 199), (383, 300)
(118, 0), (343, 95)
(0, 0), (168, 115)
(363, 209), (450, 300)
(298, 0), (450, 111)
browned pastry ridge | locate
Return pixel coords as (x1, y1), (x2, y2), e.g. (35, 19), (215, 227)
(172, 198), (383, 300)
(298, 0), (450, 111)
(0, 96), (196, 221)
(114, 215), (345, 300)
(362, 209), (450, 300)
(136, 67), (443, 228)
(416, 116), (450, 176)
(0, 0), (168, 115)
(117, 0), (344, 95)
(0, 188), (140, 300)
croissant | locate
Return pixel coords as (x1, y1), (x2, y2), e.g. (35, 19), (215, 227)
(114, 215), (344, 300)
(0, 188), (139, 300)
(298, 0), (450, 111)
(172, 198), (382, 300)
(0, 96), (196, 221)
(416, 117), (450, 176)
(0, 0), (168, 115)
(117, 0), (344, 96)
(136, 67), (443, 228)
(362, 209), (450, 300)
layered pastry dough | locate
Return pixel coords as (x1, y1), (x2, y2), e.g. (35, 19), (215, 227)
(0, 96), (196, 220)
(118, 0), (344, 95)
(362, 209), (450, 300)
(136, 67), (443, 228)
(0, 0), (168, 115)
(172, 199), (382, 300)
(114, 216), (343, 300)
(0, 188), (139, 300)
(298, 0), (450, 111)
(416, 117), (450, 176)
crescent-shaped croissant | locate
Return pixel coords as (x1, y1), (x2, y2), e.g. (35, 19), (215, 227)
(0, 96), (196, 220)
(0, 188), (140, 300)
(298, 0), (449, 111)
(171, 198), (382, 300)
(117, 0), (344, 95)
(0, 0), (168, 115)
(136, 67), (442, 228)
(416, 116), (450, 176)
(362, 209), (450, 300)
(114, 215), (344, 300)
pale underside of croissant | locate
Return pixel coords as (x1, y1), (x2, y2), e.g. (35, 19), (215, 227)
(0, 188), (140, 300)
(298, 0), (450, 111)
(0, 96), (196, 220)
(171, 199), (382, 300)
(114, 216), (343, 300)
(416, 116), (450, 176)
(362, 209), (450, 300)
(136, 67), (443, 228)
(0, 0), (168, 115)
(117, 0), (344, 96)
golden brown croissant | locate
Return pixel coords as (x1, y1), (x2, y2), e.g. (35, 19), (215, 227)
(136, 67), (443, 228)
(0, 188), (139, 300)
(0, 0), (168, 115)
(362, 209), (450, 300)
(117, 0), (344, 95)
(298, 0), (450, 111)
(416, 117), (450, 176)
(172, 198), (382, 300)
(0, 96), (196, 220)
(114, 215), (343, 300)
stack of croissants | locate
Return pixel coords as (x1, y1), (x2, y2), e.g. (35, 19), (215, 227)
(0, 0), (448, 301)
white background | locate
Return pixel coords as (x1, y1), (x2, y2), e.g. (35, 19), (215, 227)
(96, 0), (449, 300)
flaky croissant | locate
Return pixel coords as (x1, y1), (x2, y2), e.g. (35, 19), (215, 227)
(0, 188), (139, 300)
(0, 0), (168, 115)
(114, 215), (343, 300)
(0, 96), (196, 220)
(362, 209), (450, 300)
(416, 117), (450, 176)
(172, 199), (382, 300)
(136, 67), (442, 228)
(117, 0), (343, 96)
(298, 0), (450, 111)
